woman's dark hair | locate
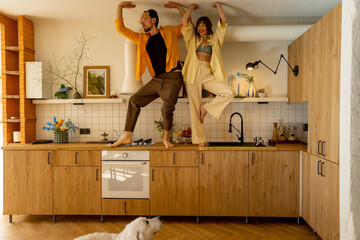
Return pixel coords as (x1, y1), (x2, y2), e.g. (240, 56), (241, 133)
(195, 16), (213, 36)
(144, 9), (159, 27)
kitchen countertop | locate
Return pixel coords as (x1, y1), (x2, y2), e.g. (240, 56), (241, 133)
(1, 142), (308, 151)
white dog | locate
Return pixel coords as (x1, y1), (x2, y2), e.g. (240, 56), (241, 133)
(75, 216), (162, 240)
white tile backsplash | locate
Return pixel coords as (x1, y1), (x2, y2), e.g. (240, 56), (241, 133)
(36, 101), (308, 143)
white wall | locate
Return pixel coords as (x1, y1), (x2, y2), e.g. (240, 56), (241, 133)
(32, 17), (289, 98)
(340, 0), (360, 239)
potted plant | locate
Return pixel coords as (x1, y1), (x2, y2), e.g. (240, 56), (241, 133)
(54, 84), (73, 99)
(154, 119), (175, 143)
(258, 88), (267, 98)
(42, 117), (78, 143)
(238, 73), (257, 98)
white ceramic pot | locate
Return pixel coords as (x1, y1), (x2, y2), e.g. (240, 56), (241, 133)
(247, 82), (257, 98)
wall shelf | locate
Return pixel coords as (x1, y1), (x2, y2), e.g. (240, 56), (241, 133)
(33, 97), (288, 104)
(32, 98), (126, 104)
(5, 71), (20, 76)
(174, 97), (289, 103)
(5, 95), (20, 99)
(5, 46), (19, 53)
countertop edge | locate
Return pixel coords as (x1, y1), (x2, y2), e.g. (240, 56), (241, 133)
(1, 142), (308, 152)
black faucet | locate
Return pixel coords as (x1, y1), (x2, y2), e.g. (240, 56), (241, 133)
(229, 112), (244, 144)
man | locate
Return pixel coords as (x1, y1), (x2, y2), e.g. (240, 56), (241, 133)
(111, 1), (185, 148)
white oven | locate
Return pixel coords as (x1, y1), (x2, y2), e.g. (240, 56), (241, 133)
(101, 150), (149, 199)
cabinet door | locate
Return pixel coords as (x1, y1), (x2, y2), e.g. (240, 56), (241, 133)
(53, 150), (101, 166)
(199, 151), (248, 216)
(249, 151), (300, 217)
(150, 167), (198, 216)
(150, 151), (198, 167)
(3, 151), (53, 215)
(288, 38), (302, 103)
(302, 152), (320, 231)
(308, 16), (325, 158)
(317, 4), (341, 164)
(318, 159), (339, 240)
(102, 199), (149, 215)
(53, 167), (101, 215)
(307, 4), (341, 164)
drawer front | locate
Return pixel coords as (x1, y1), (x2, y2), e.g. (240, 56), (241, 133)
(53, 150), (101, 166)
(150, 151), (198, 167)
(102, 199), (149, 215)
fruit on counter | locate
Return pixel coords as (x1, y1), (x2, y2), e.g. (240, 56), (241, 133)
(182, 127), (192, 137)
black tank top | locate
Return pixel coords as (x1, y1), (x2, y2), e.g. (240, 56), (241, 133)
(146, 32), (182, 76)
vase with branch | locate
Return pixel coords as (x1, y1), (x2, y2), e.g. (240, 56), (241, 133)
(37, 32), (96, 99)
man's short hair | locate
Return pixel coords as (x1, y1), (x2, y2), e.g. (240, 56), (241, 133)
(144, 9), (159, 28)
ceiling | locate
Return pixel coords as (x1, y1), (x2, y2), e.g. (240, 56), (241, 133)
(0, 0), (341, 26)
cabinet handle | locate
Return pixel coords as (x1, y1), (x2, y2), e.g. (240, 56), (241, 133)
(317, 160), (321, 175)
(321, 162), (325, 177)
(321, 141), (326, 157)
(152, 169), (154, 181)
(96, 169), (99, 181)
(173, 152), (175, 165)
(124, 201), (127, 214)
(48, 152), (51, 164)
(251, 153), (254, 165)
(75, 152), (78, 164)
(201, 153), (204, 165)
(318, 141), (321, 155)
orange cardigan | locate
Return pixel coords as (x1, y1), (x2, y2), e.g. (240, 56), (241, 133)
(116, 17), (182, 80)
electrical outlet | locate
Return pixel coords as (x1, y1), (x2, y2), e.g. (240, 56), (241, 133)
(80, 128), (91, 134)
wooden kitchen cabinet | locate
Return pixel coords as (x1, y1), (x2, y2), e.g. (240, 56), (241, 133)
(199, 151), (249, 216)
(150, 150), (198, 166)
(249, 151), (300, 217)
(102, 199), (149, 215)
(288, 35), (309, 103)
(3, 150), (53, 215)
(302, 152), (339, 240)
(290, 3), (341, 164)
(53, 150), (101, 166)
(53, 150), (101, 215)
(150, 151), (198, 216)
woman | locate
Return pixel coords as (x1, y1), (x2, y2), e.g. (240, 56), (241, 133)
(181, 2), (234, 147)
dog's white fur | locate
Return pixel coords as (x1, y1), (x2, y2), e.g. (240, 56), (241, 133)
(74, 216), (162, 240)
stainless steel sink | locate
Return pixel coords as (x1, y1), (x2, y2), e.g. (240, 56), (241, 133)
(207, 142), (260, 147)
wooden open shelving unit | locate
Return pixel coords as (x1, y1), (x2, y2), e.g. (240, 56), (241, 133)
(1, 14), (36, 145)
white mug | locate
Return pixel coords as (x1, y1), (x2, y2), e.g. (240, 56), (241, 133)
(13, 131), (21, 143)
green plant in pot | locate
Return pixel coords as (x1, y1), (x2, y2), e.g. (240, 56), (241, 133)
(239, 73), (257, 98)
(54, 84), (73, 99)
(154, 119), (175, 143)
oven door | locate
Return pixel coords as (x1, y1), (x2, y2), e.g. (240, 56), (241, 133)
(102, 160), (149, 198)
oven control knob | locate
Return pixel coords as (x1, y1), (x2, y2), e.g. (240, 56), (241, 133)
(122, 153), (128, 158)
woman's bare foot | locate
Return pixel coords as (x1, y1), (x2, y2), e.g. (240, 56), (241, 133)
(110, 131), (132, 147)
(200, 105), (207, 124)
(198, 142), (207, 147)
(163, 130), (174, 148)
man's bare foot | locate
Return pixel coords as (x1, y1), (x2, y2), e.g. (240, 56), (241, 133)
(198, 142), (206, 147)
(162, 130), (174, 148)
(200, 105), (207, 124)
(110, 131), (132, 147)
(162, 137), (174, 148)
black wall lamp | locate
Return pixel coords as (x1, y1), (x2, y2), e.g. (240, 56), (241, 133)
(246, 54), (299, 77)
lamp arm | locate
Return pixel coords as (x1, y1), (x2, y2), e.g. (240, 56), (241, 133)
(258, 60), (277, 74)
(280, 54), (297, 72)
(259, 54), (298, 76)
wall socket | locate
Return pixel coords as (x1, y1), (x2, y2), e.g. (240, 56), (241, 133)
(80, 128), (91, 134)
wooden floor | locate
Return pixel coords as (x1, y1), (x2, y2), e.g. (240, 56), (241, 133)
(0, 215), (321, 240)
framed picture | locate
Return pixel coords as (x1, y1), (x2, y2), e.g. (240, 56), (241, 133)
(83, 66), (110, 98)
